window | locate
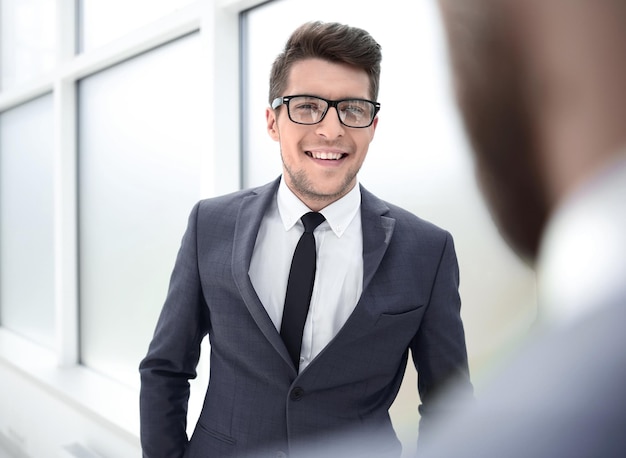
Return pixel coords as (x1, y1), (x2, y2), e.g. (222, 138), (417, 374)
(78, 0), (196, 52)
(0, 0), (56, 90)
(0, 94), (56, 348)
(77, 33), (207, 388)
(0, 2), (228, 452)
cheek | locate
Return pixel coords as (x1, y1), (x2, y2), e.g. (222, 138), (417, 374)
(282, 127), (314, 154)
(355, 135), (374, 158)
(274, 119), (300, 146)
(279, 137), (305, 162)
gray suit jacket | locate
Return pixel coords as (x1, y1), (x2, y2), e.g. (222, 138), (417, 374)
(139, 178), (472, 457)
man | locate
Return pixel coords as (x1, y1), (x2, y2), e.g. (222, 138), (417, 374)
(139, 21), (472, 458)
(420, 0), (626, 456)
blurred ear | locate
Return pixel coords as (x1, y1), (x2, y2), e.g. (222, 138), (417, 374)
(266, 107), (280, 141)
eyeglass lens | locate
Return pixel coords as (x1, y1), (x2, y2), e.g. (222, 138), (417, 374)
(287, 96), (375, 127)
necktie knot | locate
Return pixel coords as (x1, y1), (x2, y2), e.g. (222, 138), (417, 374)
(301, 212), (325, 233)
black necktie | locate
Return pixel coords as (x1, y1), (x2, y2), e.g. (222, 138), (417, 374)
(280, 211), (326, 369)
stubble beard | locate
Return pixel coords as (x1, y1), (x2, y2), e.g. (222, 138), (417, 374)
(281, 153), (360, 208)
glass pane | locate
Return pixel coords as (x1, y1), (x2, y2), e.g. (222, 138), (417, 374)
(0, 0), (56, 90)
(78, 33), (207, 388)
(0, 94), (56, 347)
(78, 0), (196, 52)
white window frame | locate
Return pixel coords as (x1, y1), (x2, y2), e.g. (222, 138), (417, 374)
(0, 0), (267, 442)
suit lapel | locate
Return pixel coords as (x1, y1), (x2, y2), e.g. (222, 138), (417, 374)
(360, 185), (395, 293)
(297, 185), (396, 374)
(231, 178), (293, 365)
(325, 186), (395, 345)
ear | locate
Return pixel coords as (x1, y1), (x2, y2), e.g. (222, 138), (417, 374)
(369, 115), (379, 141)
(266, 107), (280, 141)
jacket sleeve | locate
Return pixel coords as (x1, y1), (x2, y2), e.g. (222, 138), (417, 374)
(411, 231), (474, 438)
(139, 202), (210, 458)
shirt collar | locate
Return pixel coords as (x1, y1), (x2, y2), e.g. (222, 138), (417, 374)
(277, 177), (361, 238)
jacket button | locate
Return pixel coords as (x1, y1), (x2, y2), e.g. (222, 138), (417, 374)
(290, 387), (305, 401)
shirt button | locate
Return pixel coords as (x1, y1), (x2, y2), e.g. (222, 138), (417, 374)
(290, 387), (305, 401)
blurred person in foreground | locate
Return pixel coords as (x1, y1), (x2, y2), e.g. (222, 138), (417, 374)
(419, 0), (626, 456)
(139, 21), (472, 458)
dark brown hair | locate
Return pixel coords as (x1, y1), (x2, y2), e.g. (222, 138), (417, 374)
(268, 21), (382, 104)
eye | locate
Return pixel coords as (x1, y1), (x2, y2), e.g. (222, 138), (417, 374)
(294, 103), (317, 111)
(340, 101), (370, 119)
(345, 105), (366, 116)
(292, 97), (323, 112)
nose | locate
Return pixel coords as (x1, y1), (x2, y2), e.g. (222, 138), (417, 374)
(315, 106), (345, 139)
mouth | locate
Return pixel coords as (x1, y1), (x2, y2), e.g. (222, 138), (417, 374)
(305, 150), (348, 161)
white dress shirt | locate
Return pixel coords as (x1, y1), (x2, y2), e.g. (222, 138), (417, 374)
(538, 152), (626, 325)
(249, 178), (363, 371)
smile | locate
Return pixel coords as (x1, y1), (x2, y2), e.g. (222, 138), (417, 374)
(306, 150), (347, 160)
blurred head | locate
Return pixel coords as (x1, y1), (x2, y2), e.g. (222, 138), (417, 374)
(436, 0), (548, 263)
(266, 22), (382, 211)
(438, 0), (626, 262)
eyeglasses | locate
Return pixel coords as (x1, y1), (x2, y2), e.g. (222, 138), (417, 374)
(271, 95), (380, 128)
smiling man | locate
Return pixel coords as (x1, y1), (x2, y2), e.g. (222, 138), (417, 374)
(139, 21), (472, 458)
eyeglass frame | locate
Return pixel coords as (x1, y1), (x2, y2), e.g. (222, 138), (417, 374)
(271, 95), (381, 128)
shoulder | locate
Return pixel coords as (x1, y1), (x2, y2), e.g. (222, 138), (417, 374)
(195, 179), (279, 214)
(180, 179), (279, 236)
(360, 184), (452, 243)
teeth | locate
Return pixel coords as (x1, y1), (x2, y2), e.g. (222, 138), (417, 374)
(310, 151), (343, 160)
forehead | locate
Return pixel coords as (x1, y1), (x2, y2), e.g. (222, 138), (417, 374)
(285, 58), (371, 99)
